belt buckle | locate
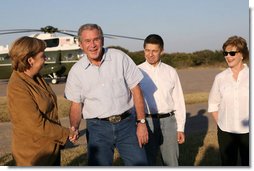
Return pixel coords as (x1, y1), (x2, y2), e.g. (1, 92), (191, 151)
(109, 115), (121, 123)
(169, 111), (175, 116)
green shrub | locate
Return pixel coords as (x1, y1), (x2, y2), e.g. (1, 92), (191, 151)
(127, 49), (229, 68)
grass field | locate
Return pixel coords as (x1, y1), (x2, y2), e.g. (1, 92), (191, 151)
(0, 130), (220, 166)
(0, 93), (209, 122)
(0, 92), (222, 166)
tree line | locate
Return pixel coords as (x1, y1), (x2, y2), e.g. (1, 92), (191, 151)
(108, 46), (235, 68)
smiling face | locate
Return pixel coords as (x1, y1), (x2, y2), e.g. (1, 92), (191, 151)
(144, 43), (163, 67)
(79, 28), (104, 64)
(224, 45), (243, 69)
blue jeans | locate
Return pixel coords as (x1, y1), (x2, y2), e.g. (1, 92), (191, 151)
(145, 115), (179, 166)
(86, 114), (148, 166)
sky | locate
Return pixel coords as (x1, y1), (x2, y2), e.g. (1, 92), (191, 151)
(0, 0), (250, 53)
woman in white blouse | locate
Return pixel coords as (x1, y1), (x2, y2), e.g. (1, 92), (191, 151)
(208, 36), (249, 166)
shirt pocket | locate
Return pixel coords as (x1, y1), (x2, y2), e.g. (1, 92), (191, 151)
(160, 80), (174, 95)
(219, 84), (232, 99)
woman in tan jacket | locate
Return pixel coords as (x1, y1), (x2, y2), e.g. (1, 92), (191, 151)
(7, 36), (77, 166)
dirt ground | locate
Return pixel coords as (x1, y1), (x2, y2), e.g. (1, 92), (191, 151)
(0, 67), (222, 158)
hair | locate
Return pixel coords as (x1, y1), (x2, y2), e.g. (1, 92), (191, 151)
(143, 34), (164, 50)
(222, 35), (249, 60)
(8, 36), (46, 72)
(77, 23), (104, 42)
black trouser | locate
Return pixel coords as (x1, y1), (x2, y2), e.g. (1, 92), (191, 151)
(217, 126), (249, 166)
(52, 150), (61, 166)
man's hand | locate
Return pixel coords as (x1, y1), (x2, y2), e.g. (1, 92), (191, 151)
(69, 126), (79, 143)
(177, 131), (185, 144)
(136, 123), (148, 148)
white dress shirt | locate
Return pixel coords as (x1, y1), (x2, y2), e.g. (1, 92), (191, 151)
(139, 61), (186, 132)
(208, 64), (249, 133)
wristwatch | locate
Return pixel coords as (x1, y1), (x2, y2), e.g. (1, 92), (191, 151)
(136, 118), (146, 124)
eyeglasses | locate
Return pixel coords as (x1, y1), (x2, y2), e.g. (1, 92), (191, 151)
(223, 51), (240, 56)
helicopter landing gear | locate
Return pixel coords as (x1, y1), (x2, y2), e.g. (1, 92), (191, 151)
(48, 73), (58, 84)
(51, 78), (58, 84)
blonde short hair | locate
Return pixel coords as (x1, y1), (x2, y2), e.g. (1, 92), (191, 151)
(8, 36), (46, 72)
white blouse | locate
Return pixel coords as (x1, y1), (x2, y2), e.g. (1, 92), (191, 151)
(208, 64), (249, 133)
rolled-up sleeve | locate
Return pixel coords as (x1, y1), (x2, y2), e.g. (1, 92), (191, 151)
(208, 76), (220, 112)
(64, 65), (83, 103)
(123, 54), (143, 89)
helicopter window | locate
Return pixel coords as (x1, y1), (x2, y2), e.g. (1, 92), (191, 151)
(44, 38), (59, 47)
(0, 54), (10, 61)
(44, 52), (57, 62)
(63, 53), (75, 61)
(67, 53), (74, 59)
(61, 50), (82, 61)
(77, 49), (84, 59)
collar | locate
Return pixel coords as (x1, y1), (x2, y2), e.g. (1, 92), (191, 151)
(227, 63), (249, 74)
(144, 60), (162, 69)
(82, 48), (111, 69)
(13, 70), (54, 95)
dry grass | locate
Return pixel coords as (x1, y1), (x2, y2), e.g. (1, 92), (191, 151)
(0, 92), (217, 166)
(60, 146), (124, 166)
(57, 96), (71, 118)
(62, 131), (220, 166)
(179, 131), (220, 166)
(184, 92), (209, 104)
(0, 93), (208, 122)
(0, 96), (72, 122)
(0, 96), (9, 122)
(0, 130), (220, 166)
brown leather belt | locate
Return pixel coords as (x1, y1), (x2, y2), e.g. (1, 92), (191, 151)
(146, 111), (175, 119)
(97, 111), (131, 123)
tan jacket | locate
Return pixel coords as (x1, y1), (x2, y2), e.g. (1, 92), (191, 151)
(7, 71), (70, 166)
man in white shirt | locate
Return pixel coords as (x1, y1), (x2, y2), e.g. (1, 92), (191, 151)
(138, 34), (186, 166)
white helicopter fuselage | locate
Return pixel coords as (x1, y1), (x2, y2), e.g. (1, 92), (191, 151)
(0, 33), (80, 53)
(0, 33), (83, 83)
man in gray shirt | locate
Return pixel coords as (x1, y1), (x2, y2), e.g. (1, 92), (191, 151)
(64, 23), (148, 166)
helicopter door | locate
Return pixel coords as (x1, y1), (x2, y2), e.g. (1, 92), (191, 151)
(0, 54), (12, 79)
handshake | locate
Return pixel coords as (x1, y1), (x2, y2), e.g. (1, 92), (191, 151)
(68, 126), (79, 143)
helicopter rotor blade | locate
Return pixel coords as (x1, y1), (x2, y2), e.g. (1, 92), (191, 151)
(0, 30), (41, 35)
(0, 26), (144, 41)
(103, 34), (144, 41)
(58, 30), (144, 41)
(103, 35), (117, 39)
(59, 29), (144, 41)
(0, 29), (41, 32)
(58, 29), (77, 33)
(57, 30), (77, 37)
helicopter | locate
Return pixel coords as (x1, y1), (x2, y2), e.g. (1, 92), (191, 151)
(0, 26), (144, 84)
